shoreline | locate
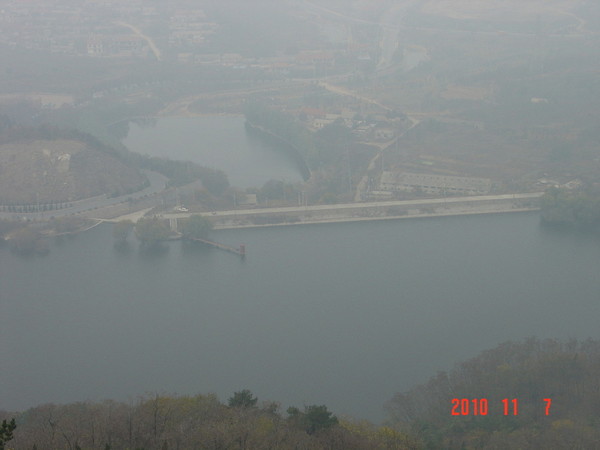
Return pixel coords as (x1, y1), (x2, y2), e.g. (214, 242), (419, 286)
(244, 121), (312, 181)
(210, 206), (540, 230)
(106, 192), (543, 229)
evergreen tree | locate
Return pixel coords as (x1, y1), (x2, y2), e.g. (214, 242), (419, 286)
(0, 418), (16, 450)
(228, 390), (258, 408)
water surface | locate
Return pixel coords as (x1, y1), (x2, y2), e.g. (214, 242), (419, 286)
(2, 213), (600, 422)
(123, 115), (304, 188)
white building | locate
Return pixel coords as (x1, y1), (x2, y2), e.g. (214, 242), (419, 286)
(380, 171), (492, 195)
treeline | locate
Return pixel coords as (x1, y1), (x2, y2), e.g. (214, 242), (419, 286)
(1, 217), (95, 255)
(244, 122), (311, 181)
(1, 391), (419, 450)
(0, 203), (72, 213)
(243, 101), (371, 203)
(243, 101), (317, 168)
(386, 337), (600, 449)
(243, 101), (358, 170)
(540, 187), (600, 231)
(132, 155), (229, 195)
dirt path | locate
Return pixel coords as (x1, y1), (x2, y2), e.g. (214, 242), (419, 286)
(158, 81), (308, 116)
(318, 81), (392, 112)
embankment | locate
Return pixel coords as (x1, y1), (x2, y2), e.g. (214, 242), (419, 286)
(244, 121), (311, 181)
(161, 193), (543, 230)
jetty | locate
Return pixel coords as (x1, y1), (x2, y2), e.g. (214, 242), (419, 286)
(190, 237), (246, 257)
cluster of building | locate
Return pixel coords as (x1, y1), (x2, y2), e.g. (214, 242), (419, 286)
(0, 0), (216, 58)
(0, 1), (345, 57)
(168, 8), (216, 48)
(0, 0), (379, 78)
(379, 171), (492, 196)
(299, 107), (404, 142)
(1, 0), (154, 57)
(86, 34), (147, 58)
(175, 50), (338, 77)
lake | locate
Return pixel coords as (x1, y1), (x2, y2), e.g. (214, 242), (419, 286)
(2, 212), (600, 422)
(122, 115), (304, 188)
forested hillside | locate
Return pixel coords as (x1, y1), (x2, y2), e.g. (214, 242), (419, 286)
(0, 392), (419, 450)
(4, 339), (600, 449)
(540, 187), (600, 232)
(386, 338), (600, 449)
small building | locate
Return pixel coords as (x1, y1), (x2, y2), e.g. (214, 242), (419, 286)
(237, 194), (257, 206)
(562, 179), (582, 190)
(374, 127), (396, 141)
(367, 190), (394, 200)
(380, 171), (492, 196)
(312, 117), (335, 129)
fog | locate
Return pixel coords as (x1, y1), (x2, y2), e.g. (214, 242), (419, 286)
(3, 213), (600, 423)
(1, 0), (600, 444)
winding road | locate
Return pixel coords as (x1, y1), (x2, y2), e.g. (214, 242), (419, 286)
(0, 170), (167, 221)
(114, 21), (162, 61)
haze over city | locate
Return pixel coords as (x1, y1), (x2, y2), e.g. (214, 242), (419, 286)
(1, 1), (600, 448)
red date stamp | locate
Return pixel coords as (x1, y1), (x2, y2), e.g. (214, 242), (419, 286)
(451, 398), (552, 416)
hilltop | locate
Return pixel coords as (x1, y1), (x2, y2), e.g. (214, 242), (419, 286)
(0, 128), (147, 205)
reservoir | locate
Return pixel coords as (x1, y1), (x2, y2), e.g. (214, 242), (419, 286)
(122, 115), (305, 188)
(2, 212), (600, 422)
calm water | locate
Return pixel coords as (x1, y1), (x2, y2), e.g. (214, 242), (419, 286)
(122, 115), (304, 188)
(2, 213), (600, 422)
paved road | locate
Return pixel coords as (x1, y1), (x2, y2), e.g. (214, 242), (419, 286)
(160, 192), (544, 220)
(376, 1), (420, 72)
(0, 170), (167, 221)
(114, 21), (162, 61)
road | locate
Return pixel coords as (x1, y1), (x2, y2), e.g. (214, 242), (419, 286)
(0, 170), (167, 221)
(353, 112), (422, 202)
(318, 81), (392, 112)
(158, 81), (306, 116)
(160, 192), (544, 221)
(302, 0), (411, 73)
(375, 1), (421, 73)
(114, 21), (162, 61)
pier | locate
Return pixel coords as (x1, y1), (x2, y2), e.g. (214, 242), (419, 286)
(165, 218), (245, 257)
(190, 237), (246, 257)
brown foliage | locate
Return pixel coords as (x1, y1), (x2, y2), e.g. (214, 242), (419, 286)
(9, 394), (419, 450)
(386, 337), (600, 449)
